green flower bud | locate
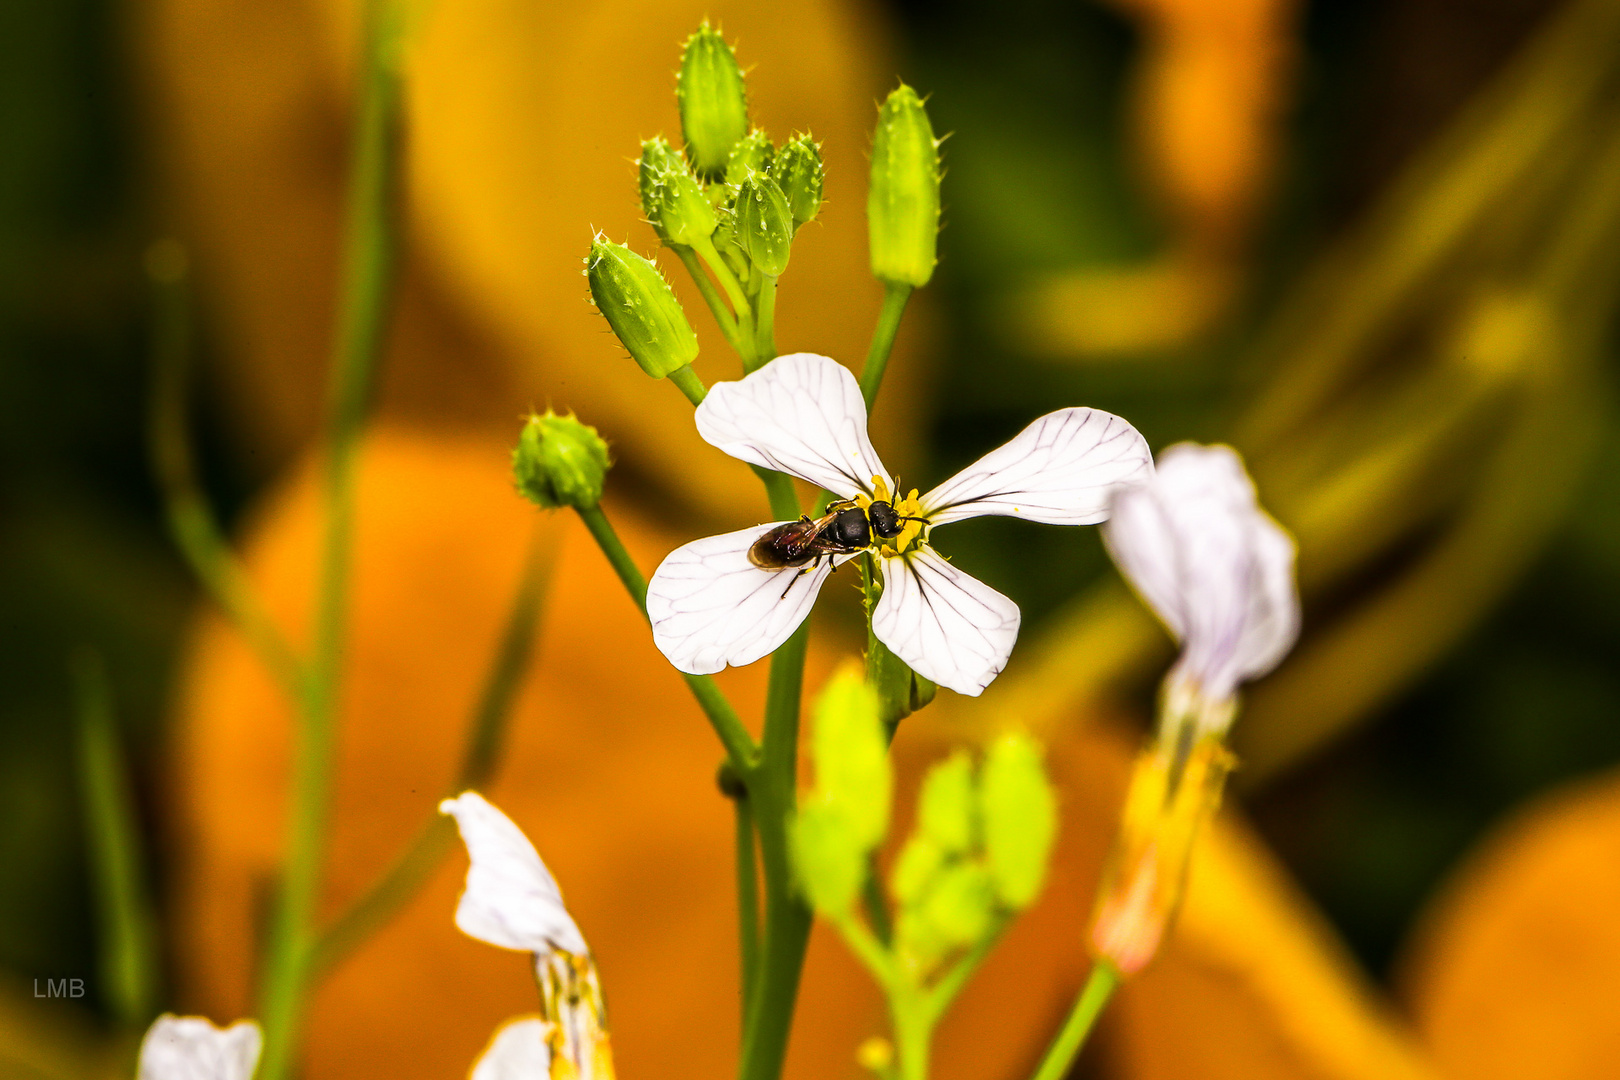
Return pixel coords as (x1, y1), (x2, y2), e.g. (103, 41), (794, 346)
(725, 129), (775, 188)
(639, 138), (717, 249)
(584, 237), (698, 378)
(791, 796), (864, 915)
(512, 410), (610, 510)
(868, 84), (940, 287)
(810, 665), (889, 850)
(772, 134), (825, 228)
(979, 733), (1056, 909)
(916, 752), (977, 855)
(677, 22), (748, 181)
(890, 834), (944, 907)
(918, 862), (996, 949)
(734, 171), (794, 278)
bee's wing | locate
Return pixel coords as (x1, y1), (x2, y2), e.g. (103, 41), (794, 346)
(920, 407), (1152, 526)
(695, 353), (891, 500)
(872, 548), (1021, 698)
(648, 523), (836, 675)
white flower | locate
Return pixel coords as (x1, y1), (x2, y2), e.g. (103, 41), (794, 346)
(1101, 443), (1299, 728)
(441, 792), (614, 1080)
(470, 1017), (551, 1080)
(646, 353), (1153, 696)
(136, 1014), (261, 1080)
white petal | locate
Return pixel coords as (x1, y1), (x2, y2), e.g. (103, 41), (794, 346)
(919, 407), (1153, 526)
(137, 1015), (261, 1080)
(647, 523), (837, 675)
(1102, 443), (1299, 702)
(872, 547), (1021, 697)
(470, 1017), (552, 1080)
(439, 791), (589, 956)
(695, 353), (891, 499)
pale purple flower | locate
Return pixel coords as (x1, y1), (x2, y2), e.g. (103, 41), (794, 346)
(1102, 443), (1299, 729)
(136, 1015), (261, 1080)
(646, 353), (1153, 696)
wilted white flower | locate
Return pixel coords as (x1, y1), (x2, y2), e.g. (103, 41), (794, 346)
(1102, 442), (1299, 731)
(470, 1016), (552, 1080)
(646, 353), (1152, 696)
(440, 792), (614, 1080)
(136, 1014), (261, 1080)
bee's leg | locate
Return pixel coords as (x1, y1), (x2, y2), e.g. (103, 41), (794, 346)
(779, 556), (823, 600)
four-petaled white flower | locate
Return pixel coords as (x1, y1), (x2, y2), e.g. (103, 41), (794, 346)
(136, 1014), (262, 1080)
(441, 791), (615, 1080)
(646, 353), (1153, 696)
(1101, 442), (1299, 732)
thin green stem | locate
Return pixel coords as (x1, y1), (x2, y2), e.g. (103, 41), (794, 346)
(752, 274), (778, 369)
(311, 527), (555, 975)
(859, 284), (913, 412)
(862, 869), (893, 947)
(1028, 962), (1121, 1080)
(734, 792), (761, 1022)
(146, 241), (307, 709)
(737, 621), (813, 1080)
(833, 914), (895, 987)
(668, 363), (707, 405)
(892, 987), (932, 1080)
(72, 652), (161, 1029)
(256, 1), (402, 1074)
(925, 921), (1006, 1023)
(694, 236), (754, 334)
(676, 247), (749, 357)
(573, 502), (758, 770)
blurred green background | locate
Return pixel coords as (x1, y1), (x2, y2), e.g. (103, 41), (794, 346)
(2, 0), (1616, 1046)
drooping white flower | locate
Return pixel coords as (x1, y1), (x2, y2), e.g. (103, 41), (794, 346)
(136, 1014), (261, 1080)
(470, 1016), (552, 1080)
(1101, 442), (1299, 729)
(646, 353), (1153, 696)
(441, 792), (614, 1080)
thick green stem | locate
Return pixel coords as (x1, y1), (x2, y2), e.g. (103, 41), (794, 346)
(734, 792), (761, 1021)
(311, 527), (554, 975)
(737, 621), (813, 1080)
(676, 247), (749, 357)
(752, 274), (778, 369)
(573, 503), (758, 771)
(255, 3), (402, 1074)
(72, 652), (161, 1029)
(1028, 962), (1121, 1080)
(893, 989), (933, 1080)
(859, 284), (912, 412)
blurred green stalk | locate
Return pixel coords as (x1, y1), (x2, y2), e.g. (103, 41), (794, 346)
(72, 651), (161, 1030)
(255, 0), (404, 1074)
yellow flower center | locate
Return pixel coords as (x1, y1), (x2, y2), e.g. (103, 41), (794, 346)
(857, 476), (927, 557)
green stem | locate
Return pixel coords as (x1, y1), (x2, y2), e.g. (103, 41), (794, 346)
(734, 792), (761, 1021)
(862, 865), (893, 947)
(676, 247), (749, 357)
(668, 363), (707, 406)
(737, 621), (813, 1080)
(752, 274), (778, 369)
(694, 236), (755, 338)
(256, 2), (402, 1074)
(1028, 962), (1121, 1080)
(892, 988), (932, 1080)
(71, 652), (161, 1028)
(146, 240), (307, 709)
(311, 527), (555, 975)
(573, 502), (758, 771)
(925, 922), (1006, 1023)
(859, 284), (913, 412)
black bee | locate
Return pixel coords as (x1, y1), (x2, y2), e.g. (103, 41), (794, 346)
(748, 498), (924, 583)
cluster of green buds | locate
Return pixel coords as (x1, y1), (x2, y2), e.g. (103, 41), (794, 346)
(791, 667), (1057, 1076)
(512, 409), (611, 510)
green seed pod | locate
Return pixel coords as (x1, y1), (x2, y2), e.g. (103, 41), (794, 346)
(725, 129), (775, 188)
(512, 410), (611, 510)
(979, 733), (1057, 909)
(890, 834), (944, 907)
(868, 84), (941, 287)
(734, 171), (794, 278)
(916, 753), (977, 855)
(639, 138), (717, 249)
(584, 237), (699, 379)
(677, 22), (748, 181)
(773, 134), (825, 228)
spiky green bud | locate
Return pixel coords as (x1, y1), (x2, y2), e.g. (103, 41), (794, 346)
(734, 172), (794, 278)
(773, 134), (825, 228)
(584, 237), (698, 378)
(868, 84), (940, 287)
(639, 138), (717, 249)
(677, 22), (748, 181)
(725, 129), (775, 188)
(512, 410), (610, 510)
